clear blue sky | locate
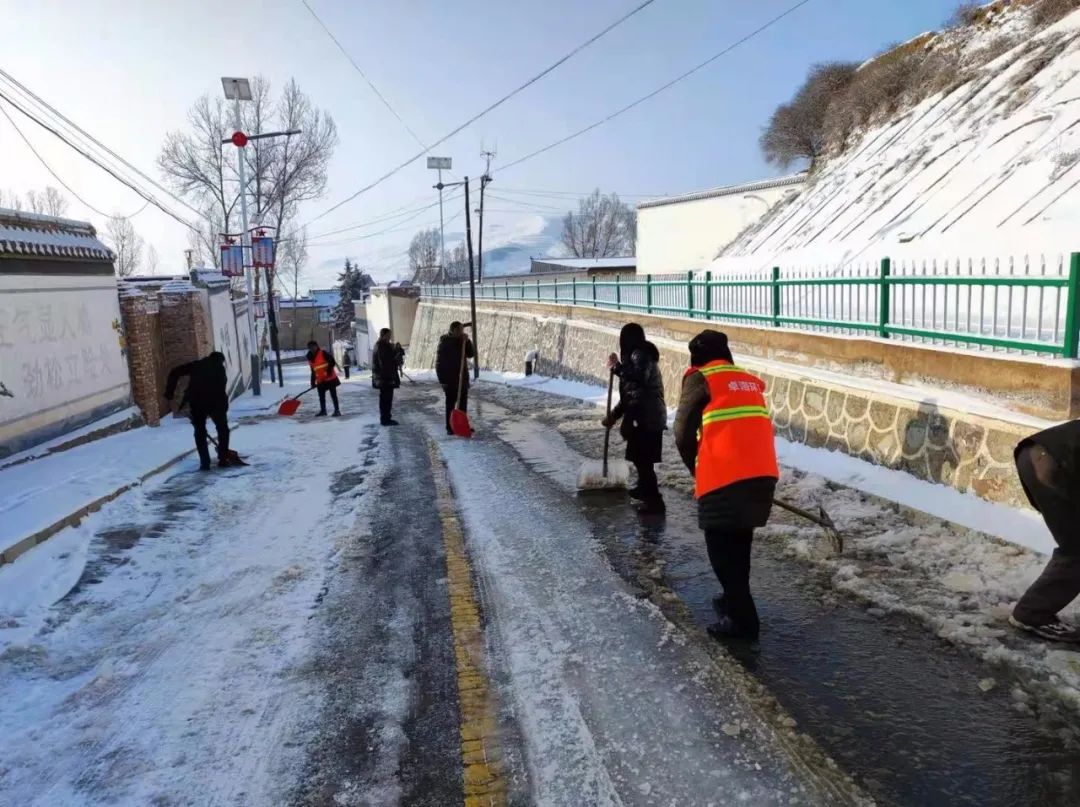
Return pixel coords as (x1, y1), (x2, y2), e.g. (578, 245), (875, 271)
(2, 0), (958, 284)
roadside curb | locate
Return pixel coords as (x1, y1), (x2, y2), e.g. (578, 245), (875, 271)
(0, 447), (196, 567)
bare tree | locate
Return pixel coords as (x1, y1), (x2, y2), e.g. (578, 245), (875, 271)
(0, 190), (24, 211)
(276, 226), (309, 302)
(25, 186), (69, 217)
(443, 242), (469, 282)
(561, 190), (636, 258)
(159, 77), (336, 298)
(760, 62), (858, 170)
(145, 244), (160, 275)
(106, 215), (144, 277)
(408, 227), (441, 283)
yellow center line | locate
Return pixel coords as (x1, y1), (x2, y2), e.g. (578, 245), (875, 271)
(426, 438), (507, 807)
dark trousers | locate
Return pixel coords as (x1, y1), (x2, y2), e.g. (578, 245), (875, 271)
(317, 384), (340, 414)
(192, 406), (229, 466)
(635, 462), (660, 500)
(704, 528), (759, 638)
(444, 383), (468, 431)
(1014, 444), (1080, 624)
(379, 386), (395, 423)
(343, 364), (350, 379)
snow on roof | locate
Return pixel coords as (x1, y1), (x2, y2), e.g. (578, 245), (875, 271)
(531, 256), (636, 269)
(190, 269), (231, 288)
(279, 298), (316, 308)
(0, 209), (114, 262)
(637, 173), (807, 210)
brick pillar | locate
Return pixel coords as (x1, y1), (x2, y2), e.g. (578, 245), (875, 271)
(119, 289), (166, 426)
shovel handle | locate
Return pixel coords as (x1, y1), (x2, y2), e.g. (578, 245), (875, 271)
(602, 368), (616, 477)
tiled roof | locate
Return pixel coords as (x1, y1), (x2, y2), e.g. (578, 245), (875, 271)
(0, 209), (114, 262)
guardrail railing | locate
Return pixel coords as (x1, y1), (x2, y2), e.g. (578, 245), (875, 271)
(422, 253), (1080, 358)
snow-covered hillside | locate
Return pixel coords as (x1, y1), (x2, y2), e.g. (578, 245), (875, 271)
(473, 213), (564, 277)
(718, 6), (1080, 272)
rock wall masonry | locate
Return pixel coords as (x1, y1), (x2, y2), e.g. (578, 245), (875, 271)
(411, 300), (1036, 509)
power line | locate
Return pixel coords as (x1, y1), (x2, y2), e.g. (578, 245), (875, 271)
(301, 0), (428, 150)
(309, 206), (465, 248)
(483, 193), (567, 212)
(308, 191), (464, 240)
(0, 102), (152, 220)
(496, 186), (661, 198)
(497, 0), (814, 174)
(299, 0), (661, 229)
(0, 90), (198, 231)
(0, 68), (207, 222)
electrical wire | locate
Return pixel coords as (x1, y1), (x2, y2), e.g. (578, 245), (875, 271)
(301, 0), (428, 150)
(298, 0), (661, 229)
(0, 90), (198, 231)
(308, 190), (464, 240)
(308, 206), (464, 248)
(0, 68), (207, 222)
(496, 0), (814, 174)
(0, 102), (152, 220)
(482, 193), (567, 212)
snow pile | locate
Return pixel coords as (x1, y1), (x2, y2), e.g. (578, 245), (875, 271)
(718, 7), (1080, 271)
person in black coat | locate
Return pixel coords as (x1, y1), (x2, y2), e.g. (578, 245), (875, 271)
(164, 351), (232, 470)
(372, 328), (404, 426)
(602, 322), (667, 514)
(1011, 420), (1080, 642)
(436, 321), (475, 436)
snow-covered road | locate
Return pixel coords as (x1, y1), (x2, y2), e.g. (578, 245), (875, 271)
(1, 376), (868, 806)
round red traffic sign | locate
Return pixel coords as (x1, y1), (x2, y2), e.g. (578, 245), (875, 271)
(231, 131), (249, 148)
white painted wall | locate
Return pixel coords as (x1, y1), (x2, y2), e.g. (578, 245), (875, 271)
(0, 272), (130, 454)
(637, 183), (802, 275)
(366, 289), (419, 358)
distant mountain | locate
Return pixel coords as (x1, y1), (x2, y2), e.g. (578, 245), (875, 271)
(476, 214), (566, 278)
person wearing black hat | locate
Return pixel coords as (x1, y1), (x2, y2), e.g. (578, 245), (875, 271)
(674, 329), (780, 641)
(602, 322), (668, 515)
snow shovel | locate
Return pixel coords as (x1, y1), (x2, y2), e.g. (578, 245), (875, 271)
(207, 434), (249, 467)
(449, 334), (473, 438)
(578, 368), (630, 492)
(278, 386), (315, 416)
(774, 498), (842, 554)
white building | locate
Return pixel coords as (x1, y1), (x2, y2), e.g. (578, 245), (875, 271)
(636, 173), (806, 275)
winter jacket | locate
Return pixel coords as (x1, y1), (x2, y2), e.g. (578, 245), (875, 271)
(436, 334), (475, 387)
(610, 341), (667, 438)
(1016, 420), (1080, 497)
(675, 363), (775, 530)
(372, 341), (403, 389)
(165, 354), (228, 412)
(308, 349), (339, 388)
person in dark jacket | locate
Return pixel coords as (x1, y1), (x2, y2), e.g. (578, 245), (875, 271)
(307, 340), (341, 417)
(674, 330), (779, 641)
(602, 322), (667, 515)
(164, 351), (232, 471)
(436, 321), (475, 436)
(372, 328), (404, 426)
(1010, 421), (1080, 642)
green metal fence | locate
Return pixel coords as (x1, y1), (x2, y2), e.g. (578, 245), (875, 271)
(423, 253), (1080, 358)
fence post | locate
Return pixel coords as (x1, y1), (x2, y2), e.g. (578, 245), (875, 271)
(592, 275), (597, 309)
(1065, 253), (1080, 358)
(616, 275), (622, 311)
(646, 274), (653, 316)
(572, 276), (577, 306)
(704, 271), (712, 320)
(771, 266), (781, 328)
(536, 277), (540, 302)
(879, 257), (892, 340)
(686, 271), (694, 318)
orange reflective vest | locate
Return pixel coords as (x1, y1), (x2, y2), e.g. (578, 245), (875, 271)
(309, 349), (337, 385)
(690, 360), (779, 498)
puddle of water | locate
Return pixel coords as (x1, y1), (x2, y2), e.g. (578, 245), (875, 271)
(476, 396), (1080, 807)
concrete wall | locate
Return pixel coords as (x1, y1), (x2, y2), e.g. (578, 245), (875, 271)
(637, 181), (802, 275)
(277, 303), (322, 352)
(0, 270), (131, 457)
(367, 289), (419, 354)
(411, 298), (1057, 510)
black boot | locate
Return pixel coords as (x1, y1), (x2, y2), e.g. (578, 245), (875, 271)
(636, 497), (666, 516)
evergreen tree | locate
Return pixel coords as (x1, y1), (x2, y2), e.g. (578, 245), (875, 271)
(333, 258), (375, 329)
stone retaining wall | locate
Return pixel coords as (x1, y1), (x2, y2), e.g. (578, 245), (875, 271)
(412, 299), (1042, 509)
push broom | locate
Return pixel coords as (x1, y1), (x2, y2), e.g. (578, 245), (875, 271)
(577, 368), (630, 491)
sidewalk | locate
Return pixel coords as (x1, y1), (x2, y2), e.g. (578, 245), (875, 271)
(0, 380), (289, 565)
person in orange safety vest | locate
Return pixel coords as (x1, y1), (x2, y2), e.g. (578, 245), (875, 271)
(673, 329), (779, 641)
(306, 340), (341, 417)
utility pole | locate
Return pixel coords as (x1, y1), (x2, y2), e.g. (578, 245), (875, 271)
(223, 77), (260, 396)
(464, 176), (480, 380)
(428, 157), (452, 282)
(477, 147), (495, 284)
